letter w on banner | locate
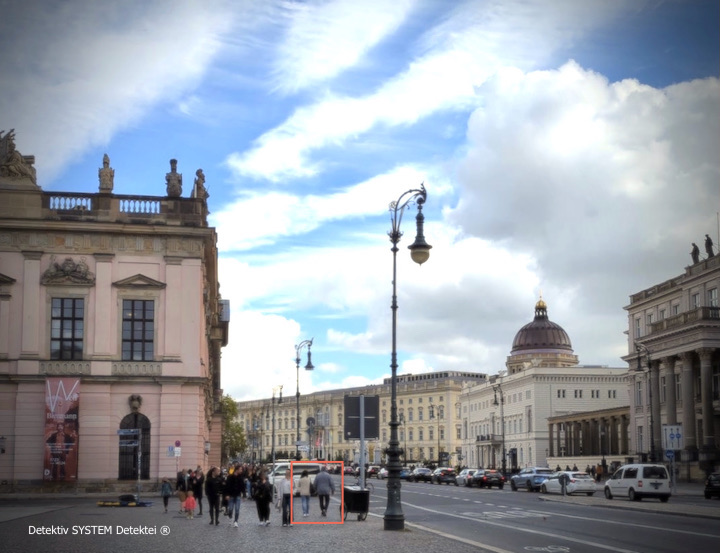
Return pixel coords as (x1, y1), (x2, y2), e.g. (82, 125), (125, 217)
(44, 377), (80, 481)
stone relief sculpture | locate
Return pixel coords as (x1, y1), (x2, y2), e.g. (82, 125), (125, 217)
(98, 153), (114, 192)
(165, 158), (182, 197)
(129, 394), (143, 413)
(41, 256), (96, 285)
(691, 243), (700, 264)
(0, 129), (37, 184)
(193, 168), (208, 199)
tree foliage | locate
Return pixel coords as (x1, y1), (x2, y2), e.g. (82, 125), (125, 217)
(220, 395), (246, 464)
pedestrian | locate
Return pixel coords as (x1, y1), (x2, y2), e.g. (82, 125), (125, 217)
(161, 477), (174, 513)
(224, 463), (243, 527)
(314, 465), (335, 517)
(254, 471), (273, 526)
(299, 469), (311, 517)
(205, 466), (223, 526)
(185, 490), (196, 519)
(193, 465), (205, 516)
(277, 471), (293, 527)
(220, 467), (229, 515)
(176, 469), (190, 514)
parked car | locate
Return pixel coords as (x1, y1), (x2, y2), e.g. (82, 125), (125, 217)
(510, 467), (554, 491)
(407, 467), (433, 482)
(399, 468), (411, 480)
(343, 466), (356, 476)
(473, 469), (506, 489)
(604, 464), (671, 502)
(456, 468), (479, 487)
(377, 467), (389, 479)
(367, 466), (380, 478)
(431, 467), (457, 485)
(541, 471), (597, 496)
(704, 472), (720, 499)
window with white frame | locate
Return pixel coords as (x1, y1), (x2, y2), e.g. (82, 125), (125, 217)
(691, 293), (700, 309)
(709, 288), (718, 307)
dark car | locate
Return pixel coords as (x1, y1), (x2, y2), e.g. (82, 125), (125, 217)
(408, 467), (433, 482)
(704, 473), (720, 499)
(431, 468), (457, 485)
(473, 469), (506, 489)
(510, 467), (554, 492)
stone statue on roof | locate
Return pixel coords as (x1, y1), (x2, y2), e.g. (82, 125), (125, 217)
(0, 129), (37, 185)
(98, 153), (114, 192)
(691, 243), (700, 264)
(193, 168), (208, 200)
(165, 158), (182, 197)
(706, 234), (715, 258)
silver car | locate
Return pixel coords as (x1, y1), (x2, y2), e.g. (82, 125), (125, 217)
(541, 471), (597, 496)
(456, 468), (479, 487)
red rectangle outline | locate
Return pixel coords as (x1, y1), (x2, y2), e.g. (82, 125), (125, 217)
(290, 460), (345, 524)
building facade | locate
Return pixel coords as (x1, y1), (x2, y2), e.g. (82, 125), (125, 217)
(623, 250), (720, 479)
(0, 131), (228, 491)
(236, 371), (487, 467)
(460, 299), (628, 471)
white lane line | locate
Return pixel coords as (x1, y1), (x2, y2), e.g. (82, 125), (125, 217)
(400, 500), (640, 553)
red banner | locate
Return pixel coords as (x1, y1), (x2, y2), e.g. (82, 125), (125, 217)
(43, 378), (80, 482)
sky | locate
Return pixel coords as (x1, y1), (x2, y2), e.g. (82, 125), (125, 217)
(1, 0), (718, 402)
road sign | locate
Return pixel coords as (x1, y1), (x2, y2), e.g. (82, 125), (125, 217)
(117, 429), (139, 436)
(167, 446), (175, 457)
(175, 440), (181, 447)
(119, 440), (138, 447)
(174, 447), (181, 457)
(298, 446), (309, 453)
(662, 424), (683, 450)
(295, 441), (308, 447)
(666, 450), (674, 460)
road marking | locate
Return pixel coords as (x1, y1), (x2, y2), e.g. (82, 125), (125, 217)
(399, 500), (640, 553)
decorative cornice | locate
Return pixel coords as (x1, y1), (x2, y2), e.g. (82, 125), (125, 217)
(0, 273), (17, 285)
(112, 274), (166, 289)
(41, 256), (96, 286)
(40, 361), (91, 375)
(112, 362), (162, 376)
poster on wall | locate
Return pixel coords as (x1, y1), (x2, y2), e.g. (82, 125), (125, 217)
(43, 377), (80, 482)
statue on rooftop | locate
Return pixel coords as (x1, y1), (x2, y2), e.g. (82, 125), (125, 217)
(193, 168), (208, 200)
(691, 243), (700, 264)
(706, 234), (715, 258)
(98, 153), (114, 192)
(0, 129), (37, 184)
(165, 158), (182, 197)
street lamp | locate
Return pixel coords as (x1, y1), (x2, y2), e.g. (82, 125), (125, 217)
(635, 342), (655, 462)
(399, 413), (407, 466)
(429, 400), (442, 467)
(271, 385), (283, 470)
(383, 184), (431, 532)
(493, 381), (507, 477)
(295, 338), (314, 460)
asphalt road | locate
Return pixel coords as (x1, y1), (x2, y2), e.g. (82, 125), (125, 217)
(366, 479), (720, 553)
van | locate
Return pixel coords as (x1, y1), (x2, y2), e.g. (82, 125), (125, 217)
(604, 463), (671, 502)
(266, 462), (322, 496)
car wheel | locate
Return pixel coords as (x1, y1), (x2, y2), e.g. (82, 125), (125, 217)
(498, 484), (504, 490)
(705, 492), (711, 499)
(604, 487), (613, 500)
(541, 484), (547, 494)
(454, 481), (459, 486)
(659, 495), (669, 503)
(510, 480), (517, 491)
(526, 481), (533, 492)
(628, 488), (640, 501)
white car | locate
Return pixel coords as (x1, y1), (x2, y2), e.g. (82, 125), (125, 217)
(541, 471), (597, 496)
(377, 467), (389, 479)
(456, 468), (479, 487)
(604, 463), (671, 502)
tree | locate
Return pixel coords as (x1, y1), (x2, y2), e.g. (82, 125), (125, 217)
(220, 395), (246, 464)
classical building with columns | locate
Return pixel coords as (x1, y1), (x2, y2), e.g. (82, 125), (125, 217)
(459, 298), (628, 472)
(0, 131), (228, 491)
(623, 250), (720, 479)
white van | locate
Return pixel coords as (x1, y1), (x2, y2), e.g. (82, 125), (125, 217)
(266, 462), (322, 496)
(604, 463), (671, 502)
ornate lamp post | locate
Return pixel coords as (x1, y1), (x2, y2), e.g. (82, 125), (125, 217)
(493, 381), (506, 476)
(399, 413), (407, 466)
(271, 385), (283, 470)
(295, 338), (314, 460)
(383, 184), (431, 531)
(429, 400), (442, 467)
(635, 342), (655, 462)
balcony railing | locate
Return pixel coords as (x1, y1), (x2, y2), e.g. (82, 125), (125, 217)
(649, 306), (720, 335)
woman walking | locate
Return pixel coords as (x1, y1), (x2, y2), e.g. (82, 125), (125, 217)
(205, 466), (223, 526)
(253, 471), (273, 526)
(298, 470), (311, 517)
(160, 477), (173, 513)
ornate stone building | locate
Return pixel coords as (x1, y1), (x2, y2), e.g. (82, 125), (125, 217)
(0, 131), (229, 491)
(460, 299), (628, 471)
(623, 249), (720, 479)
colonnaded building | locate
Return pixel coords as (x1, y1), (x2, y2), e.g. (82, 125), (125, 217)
(0, 130), (229, 492)
(623, 246), (719, 480)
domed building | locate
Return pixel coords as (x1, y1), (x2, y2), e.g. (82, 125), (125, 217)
(506, 297), (578, 374)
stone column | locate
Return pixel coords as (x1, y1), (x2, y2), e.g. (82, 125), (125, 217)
(680, 352), (697, 454)
(548, 423), (554, 457)
(21, 251), (42, 358)
(650, 359), (662, 461)
(698, 348), (716, 451)
(620, 414), (629, 455)
(663, 356), (678, 425)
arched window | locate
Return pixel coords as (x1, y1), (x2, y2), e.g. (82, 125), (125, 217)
(118, 412), (150, 480)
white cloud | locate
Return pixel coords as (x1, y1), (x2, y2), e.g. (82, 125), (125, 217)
(272, 0), (416, 93)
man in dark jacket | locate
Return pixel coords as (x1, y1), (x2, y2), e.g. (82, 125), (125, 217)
(224, 464), (244, 527)
(193, 465), (205, 516)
